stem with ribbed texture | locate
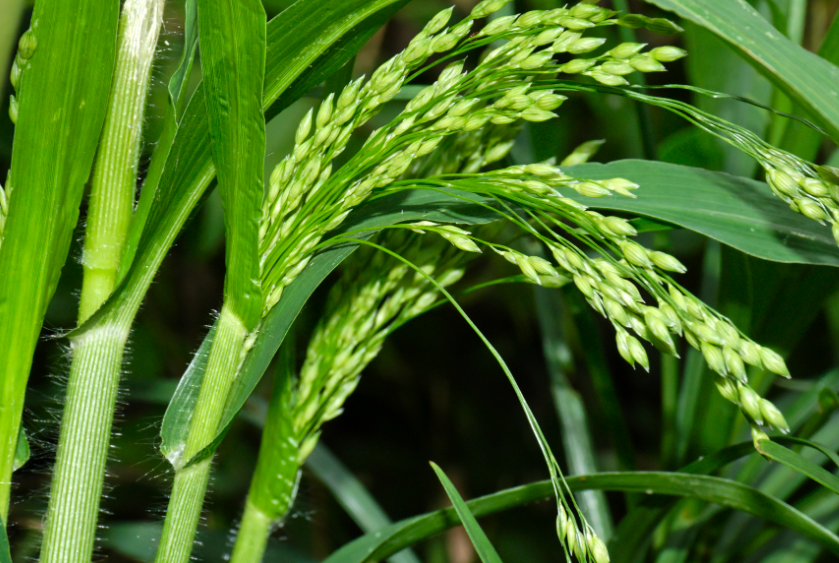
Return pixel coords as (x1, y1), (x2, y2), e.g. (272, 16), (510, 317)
(39, 327), (128, 563)
(39, 0), (164, 560)
(79, 0), (164, 321)
(230, 500), (273, 563)
(155, 306), (248, 563)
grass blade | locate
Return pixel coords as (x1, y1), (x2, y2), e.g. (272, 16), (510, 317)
(757, 439), (839, 496)
(643, 0), (839, 141)
(198, 0), (266, 329)
(0, 0), (119, 517)
(324, 471), (839, 563)
(306, 444), (422, 563)
(430, 462), (504, 563)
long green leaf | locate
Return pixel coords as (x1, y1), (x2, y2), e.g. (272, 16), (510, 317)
(758, 439), (839, 496)
(642, 0), (839, 142)
(430, 462), (504, 563)
(198, 0), (265, 328)
(324, 472), (839, 563)
(0, 0), (119, 516)
(566, 160), (839, 267)
(610, 436), (801, 563)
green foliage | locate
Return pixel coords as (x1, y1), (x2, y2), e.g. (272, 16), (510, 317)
(0, 0), (119, 517)
(2, 0), (839, 562)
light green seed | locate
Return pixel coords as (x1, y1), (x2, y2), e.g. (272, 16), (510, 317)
(738, 385), (763, 425)
(759, 399), (790, 433)
(758, 346), (790, 378)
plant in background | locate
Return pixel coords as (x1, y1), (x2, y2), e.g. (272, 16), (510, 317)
(1, 0), (839, 563)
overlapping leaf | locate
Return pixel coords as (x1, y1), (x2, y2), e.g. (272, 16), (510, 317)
(431, 462), (504, 563)
(0, 0), (118, 514)
(643, 0), (839, 142)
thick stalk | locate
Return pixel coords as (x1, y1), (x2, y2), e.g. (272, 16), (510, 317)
(39, 327), (127, 562)
(230, 362), (299, 562)
(230, 501), (273, 563)
(155, 306), (248, 563)
(79, 0), (164, 321)
(39, 0), (163, 559)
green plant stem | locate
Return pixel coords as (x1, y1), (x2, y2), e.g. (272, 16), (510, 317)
(155, 306), (248, 563)
(231, 354), (299, 562)
(79, 0), (163, 322)
(39, 327), (127, 563)
(37, 1), (164, 559)
(230, 500), (273, 563)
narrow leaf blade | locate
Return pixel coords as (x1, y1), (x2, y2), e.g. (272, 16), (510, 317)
(198, 0), (266, 328)
(324, 472), (839, 563)
(430, 462), (504, 563)
(758, 439), (839, 496)
(0, 0), (118, 512)
(643, 0), (839, 141)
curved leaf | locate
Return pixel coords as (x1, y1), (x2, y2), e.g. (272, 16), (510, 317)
(567, 160), (839, 267)
(757, 439), (839, 496)
(642, 0), (839, 142)
(324, 472), (839, 563)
